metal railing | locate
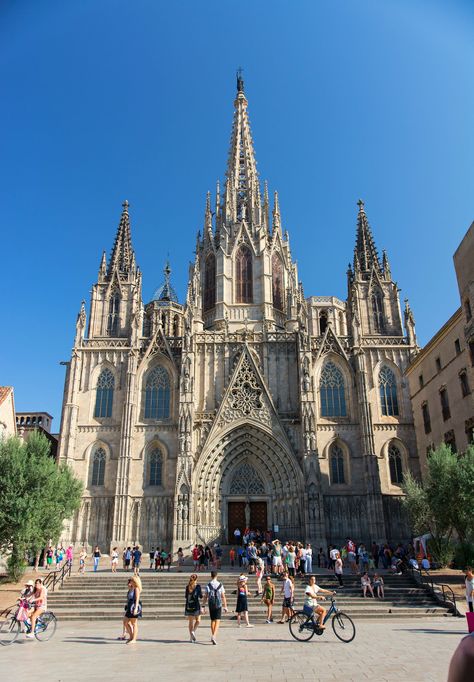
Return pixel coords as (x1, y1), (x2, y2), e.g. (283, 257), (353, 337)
(43, 561), (72, 592)
(407, 566), (461, 617)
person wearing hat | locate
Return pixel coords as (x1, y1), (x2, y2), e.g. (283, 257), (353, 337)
(235, 574), (253, 628)
(20, 580), (35, 600)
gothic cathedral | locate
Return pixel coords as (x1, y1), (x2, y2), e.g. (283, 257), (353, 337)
(58, 75), (421, 552)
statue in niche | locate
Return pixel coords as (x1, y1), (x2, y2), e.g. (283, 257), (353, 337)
(183, 367), (190, 392)
(303, 368), (311, 392)
(244, 497), (251, 527)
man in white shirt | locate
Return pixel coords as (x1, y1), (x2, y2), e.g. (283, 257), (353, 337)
(278, 571), (294, 623)
(234, 528), (241, 545)
(202, 571), (228, 645)
(304, 575), (335, 629)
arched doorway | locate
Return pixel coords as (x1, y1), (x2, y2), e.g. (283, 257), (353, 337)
(193, 424), (305, 544)
(225, 460), (268, 543)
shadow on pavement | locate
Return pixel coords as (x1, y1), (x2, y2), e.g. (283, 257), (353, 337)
(394, 628), (465, 635)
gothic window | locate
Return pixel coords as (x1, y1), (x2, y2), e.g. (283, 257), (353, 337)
(94, 369), (115, 418)
(107, 291), (120, 336)
(145, 366), (170, 419)
(319, 310), (328, 335)
(440, 387), (450, 421)
(320, 361), (347, 417)
(379, 366), (399, 416)
(388, 443), (403, 485)
(229, 461), (265, 495)
(235, 246), (253, 303)
(371, 289), (385, 333)
(148, 449), (163, 486)
(422, 402), (431, 434)
(330, 443), (345, 484)
(91, 447), (106, 486)
(272, 253), (284, 311)
(204, 253), (216, 311)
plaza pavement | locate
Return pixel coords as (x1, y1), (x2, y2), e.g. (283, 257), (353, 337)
(0, 617), (467, 681)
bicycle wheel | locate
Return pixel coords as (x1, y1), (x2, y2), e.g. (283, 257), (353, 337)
(331, 611), (356, 643)
(0, 617), (21, 646)
(288, 611), (315, 642)
(35, 612), (57, 642)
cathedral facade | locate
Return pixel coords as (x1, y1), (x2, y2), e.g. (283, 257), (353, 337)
(58, 76), (421, 552)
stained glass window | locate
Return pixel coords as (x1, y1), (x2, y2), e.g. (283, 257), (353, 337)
(236, 246), (252, 303)
(330, 444), (345, 484)
(388, 444), (403, 485)
(94, 369), (114, 418)
(320, 362), (347, 417)
(379, 366), (399, 416)
(149, 449), (163, 486)
(145, 366), (170, 419)
(91, 447), (106, 486)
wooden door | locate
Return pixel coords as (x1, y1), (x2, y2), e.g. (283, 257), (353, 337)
(228, 501), (246, 543)
(250, 501), (267, 531)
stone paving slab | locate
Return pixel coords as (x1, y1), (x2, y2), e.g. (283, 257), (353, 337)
(0, 617), (467, 681)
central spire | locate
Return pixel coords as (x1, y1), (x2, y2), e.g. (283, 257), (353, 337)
(222, 71), (262, 226)
(107, 200), (135, 278)
(354, 199), (382, 275)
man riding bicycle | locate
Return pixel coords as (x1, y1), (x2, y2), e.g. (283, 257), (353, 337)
(304, 575), (335, 629)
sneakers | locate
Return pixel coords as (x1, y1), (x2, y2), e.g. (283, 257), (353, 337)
(25, 634), (34, 639)
(246, 624), (254, 628)
(190, 630), (196, 642)
(265, 619), (272, 624)
(211, 636), (217, 645)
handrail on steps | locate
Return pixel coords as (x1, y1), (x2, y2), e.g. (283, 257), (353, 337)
(43, 560), (72, 592)
(407, 566), (462, 617)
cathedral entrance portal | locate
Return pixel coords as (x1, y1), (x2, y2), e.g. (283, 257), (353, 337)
(193, 424), (306, 545)
(227, 500), (268, 543)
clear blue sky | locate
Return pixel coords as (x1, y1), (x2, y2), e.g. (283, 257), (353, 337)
(1, 0), (473, 428)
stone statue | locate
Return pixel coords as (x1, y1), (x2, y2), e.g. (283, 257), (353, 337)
(244, 498), (251, 527)
(303, 368), (311, 392)
(183, 368), (190, 392)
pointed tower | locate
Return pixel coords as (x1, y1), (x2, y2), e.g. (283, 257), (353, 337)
(88, 200), (142, 338)
(221, 69), (262, 229)
(190, 72), (300, 333)
(348, 200), (403, 337)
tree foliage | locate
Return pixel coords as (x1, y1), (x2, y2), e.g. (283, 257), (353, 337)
(0, 432), (83, 580)
(402, 443), (474, 564)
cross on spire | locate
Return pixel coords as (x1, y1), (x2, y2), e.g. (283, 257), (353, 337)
(236, 66), (244, 93)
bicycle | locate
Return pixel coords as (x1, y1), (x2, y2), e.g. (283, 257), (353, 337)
(289, 596), (356, 643)
(0, 602), (57, 646)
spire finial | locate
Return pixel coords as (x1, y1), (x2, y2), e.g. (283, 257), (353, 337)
(236, 66), (244, 93)
(357, 198), (365, 212)
(122, 199), (129, 212)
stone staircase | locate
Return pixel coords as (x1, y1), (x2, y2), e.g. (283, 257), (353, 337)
(47, 569), (454, 621)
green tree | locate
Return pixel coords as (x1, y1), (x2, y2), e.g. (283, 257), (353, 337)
(0, 432), (83, 581)
(402, 443), (474, 565)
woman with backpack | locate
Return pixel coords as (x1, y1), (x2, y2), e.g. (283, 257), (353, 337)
(184, 574), (203, 642)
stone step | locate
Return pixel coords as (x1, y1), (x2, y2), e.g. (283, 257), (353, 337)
(45, 608), (452, 621)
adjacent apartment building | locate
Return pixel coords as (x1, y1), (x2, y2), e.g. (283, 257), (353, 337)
(406, 223), (474, 465)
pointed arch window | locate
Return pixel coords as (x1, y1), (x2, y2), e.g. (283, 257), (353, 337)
(272, 253), (284, 311)
(204, 253), (216, 311)
(145, 366), (170, 419)
(330, 443), (346, 484)
(235, 245), (253, 303)
(379, 366), (399, 416)
(91, 447), (106, 486)
(94, 369), (115, 418)
(372, 289), (385, 333)
(107, 291), (120, 336)
(388, 443), (403, 485)
(148, 449), (163, 486)
(320, 361), (347, 417)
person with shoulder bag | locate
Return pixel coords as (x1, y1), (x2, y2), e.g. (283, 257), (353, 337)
(123, 575), (142, 644)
